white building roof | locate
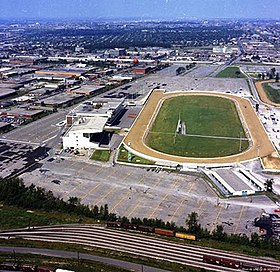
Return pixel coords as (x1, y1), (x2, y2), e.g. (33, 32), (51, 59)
(68, 116), (108, 134)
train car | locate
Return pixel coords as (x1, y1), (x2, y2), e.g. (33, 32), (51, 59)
(122, 223), (138, 230)
(138, 225), (154, 233)
(55, 269), (75, 272)
(106, 221), (122, 228)
(242, 262), (261, 271)
(0, 262), (18, 270)
(203, 255), (221, 265)
(154, 228), (174, 237)
(220, 258), (241, 269)
(19, 264), (38, 272)
(203, 255), (241, 269)
(37, 266), (56, 272)
(175, 232), (196, 241)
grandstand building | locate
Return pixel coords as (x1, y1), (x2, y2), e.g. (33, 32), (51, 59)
(63, 98), (124, 150)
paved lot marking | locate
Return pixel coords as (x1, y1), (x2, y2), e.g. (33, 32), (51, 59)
(147, 179), (181, 219)
(234, 205), (245, 234)
(122, 172), (131, 182)
(197, 198), (206, 215)
(110, 190), (132, 213)
(81, 183), (101, 201)
(76, 163), (91, 175)
(62, 181), (83, 199)
(126, 177), (163, 218)
(169, 182), (195, 222)
(106, 168), (118, 180)
(95, 185), (118, 207)
(211, 205), (223, 233)
(93, 166), (104, 176)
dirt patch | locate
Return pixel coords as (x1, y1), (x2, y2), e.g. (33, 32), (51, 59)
(255, 80), (280, 107)
(124, 90), (276, 166)
(262, 154), (280, 170)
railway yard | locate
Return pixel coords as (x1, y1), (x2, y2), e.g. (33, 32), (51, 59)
(0, 224), (280, 272)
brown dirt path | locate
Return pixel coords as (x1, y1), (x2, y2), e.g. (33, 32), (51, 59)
(124, 90), (276, 165)
(255, 80), (280, 107)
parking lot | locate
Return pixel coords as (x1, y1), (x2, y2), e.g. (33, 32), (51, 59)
(0, 141), (47, 178)
(21, 157), (276, 235)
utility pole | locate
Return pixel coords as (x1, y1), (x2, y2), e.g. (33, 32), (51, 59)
(239, 131), (242, 152)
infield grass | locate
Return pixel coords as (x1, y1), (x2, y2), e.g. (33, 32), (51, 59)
(262, 82), (280, 104)
(146, 95), (249, 157)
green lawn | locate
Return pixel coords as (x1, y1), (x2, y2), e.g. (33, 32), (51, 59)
(146, 95), (249, 157)
(216, 66), (246, 78)
(262, 82), (280, 104)
(118, 145), (155, 165)
(91, 149), (111, 162)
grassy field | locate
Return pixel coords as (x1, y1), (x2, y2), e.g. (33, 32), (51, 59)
(262, 82), (280, 104)
(216, 66), (246, 78)
(91, 149), (111, 162)
(146, 95), (249, 157)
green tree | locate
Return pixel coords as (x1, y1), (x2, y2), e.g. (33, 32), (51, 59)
(185, 212), (201, 234)
(264, 178), (274, 192)
(275, 72), (279, 83)
(212, 225), (227, 241)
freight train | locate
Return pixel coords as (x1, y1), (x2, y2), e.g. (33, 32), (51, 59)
(203, 255), (278, 271)
(0, 263), (74, 272)
(106, 221), (196, 241)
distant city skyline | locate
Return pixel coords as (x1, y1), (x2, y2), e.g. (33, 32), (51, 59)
(0, 0), (279, 20)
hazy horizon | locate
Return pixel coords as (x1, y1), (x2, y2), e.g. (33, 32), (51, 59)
(0, 0), (279, 20)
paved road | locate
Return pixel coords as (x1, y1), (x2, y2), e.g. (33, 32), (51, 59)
(0, 246), (171, 272)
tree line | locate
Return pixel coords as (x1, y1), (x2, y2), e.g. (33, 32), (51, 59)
(0, 177), (117, 221)
(1, 177), (279, 253)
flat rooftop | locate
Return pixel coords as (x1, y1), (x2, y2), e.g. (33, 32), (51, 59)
(72, 85), (105, 94)
(40, 93), (84, 106)
(0, 122), (11, 129)
(1, 108), (44, 117)
(70, 117), (108, 133)
(216, 169), (252, 191)
(0, 88), (17, 98)
(70, 97), (124, 117)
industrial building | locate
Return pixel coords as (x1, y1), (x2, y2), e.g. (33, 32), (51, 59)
(63, 98), (124, 150)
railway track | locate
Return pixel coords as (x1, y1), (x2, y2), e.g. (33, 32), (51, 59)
(1, 224), (280, 272)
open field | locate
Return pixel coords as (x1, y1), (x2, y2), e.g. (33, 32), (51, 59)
(146, 95), (249, 158)
(124, 90), (276, 164)
(216, 66), (246, 78)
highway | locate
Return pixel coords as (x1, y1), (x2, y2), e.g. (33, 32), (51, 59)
(1, 225), (280, 272)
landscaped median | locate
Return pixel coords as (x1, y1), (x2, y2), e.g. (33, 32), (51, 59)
(117, 144), (155, 165)
(91, 149), (111, 162)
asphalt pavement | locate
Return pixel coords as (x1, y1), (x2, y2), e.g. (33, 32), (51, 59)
(0, 246), (172, 272)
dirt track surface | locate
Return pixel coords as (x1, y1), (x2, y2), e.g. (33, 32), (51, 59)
(255, 80), (280, 107)
(124, 90), (276, 164)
